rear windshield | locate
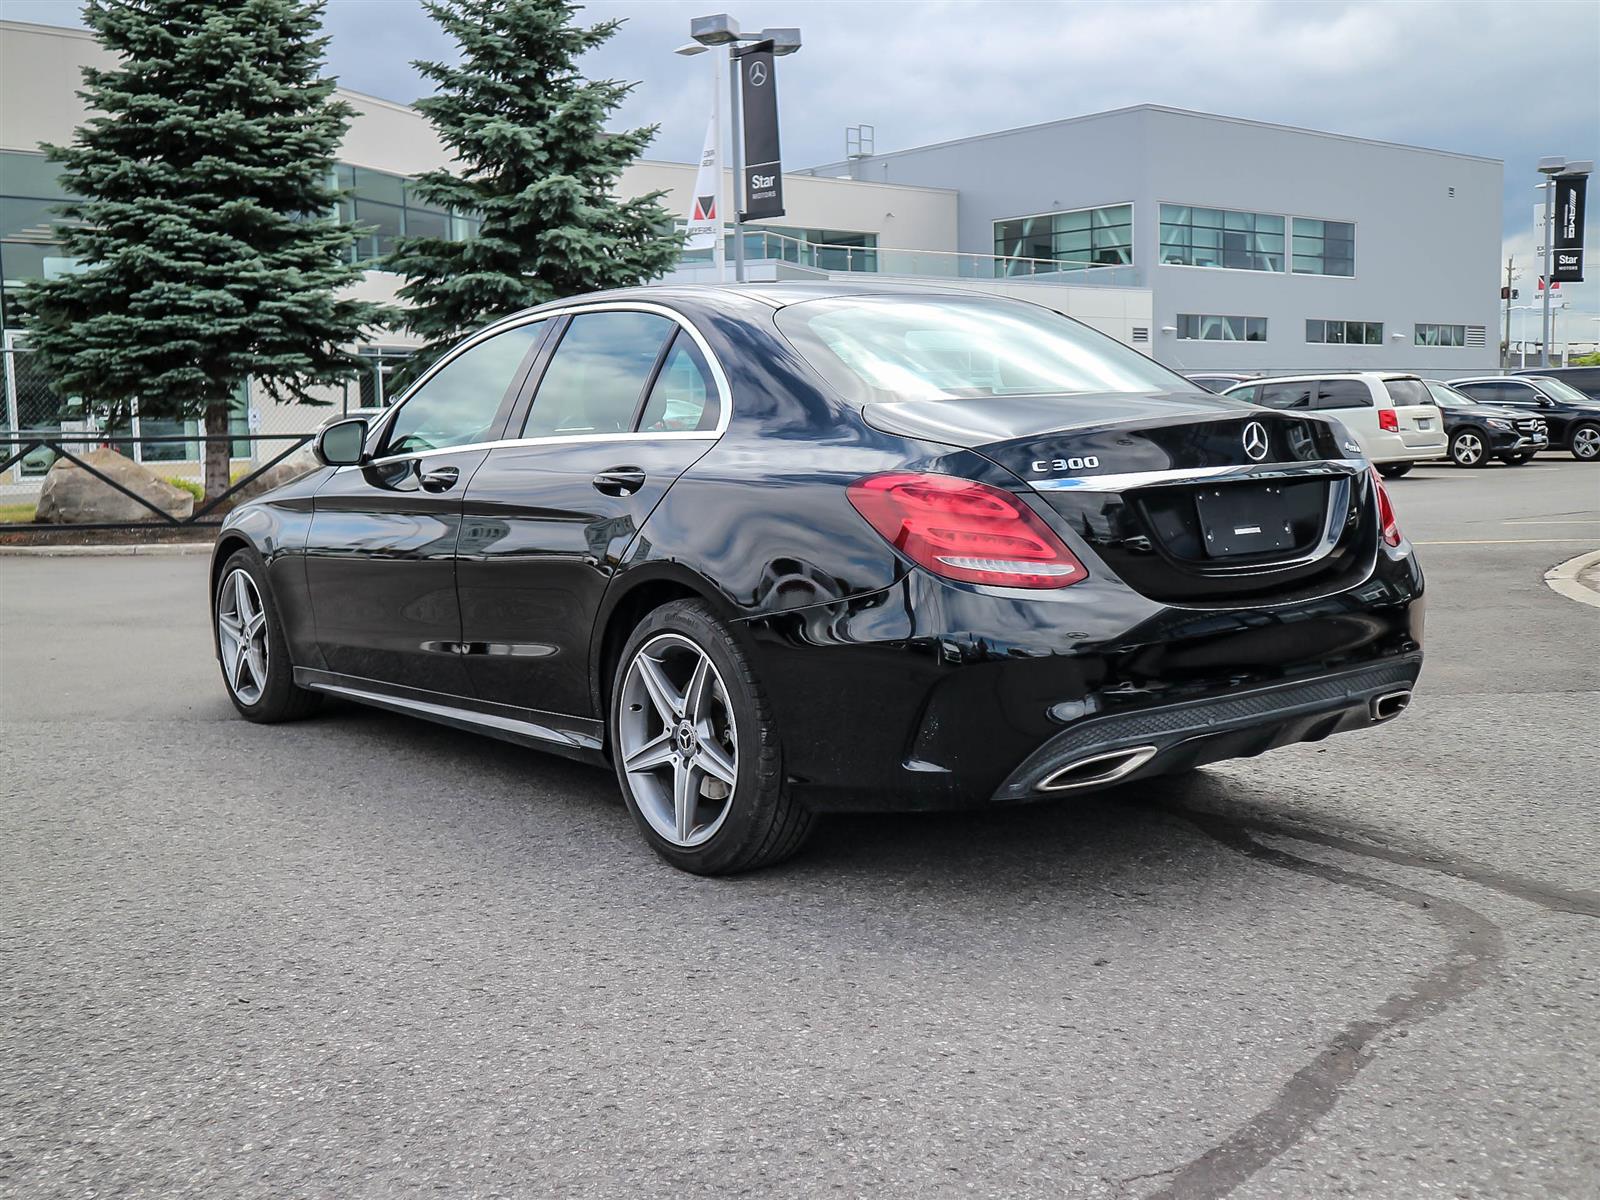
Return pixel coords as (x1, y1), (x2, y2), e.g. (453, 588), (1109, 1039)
(1383, 378), (1432, 407)
(775, 294), (1202, 404)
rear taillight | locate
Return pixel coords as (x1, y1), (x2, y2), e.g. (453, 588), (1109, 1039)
(1378, 409), (1400, 432)
(1370, 467), (1402, 547)
(847, 472), (1087, 588)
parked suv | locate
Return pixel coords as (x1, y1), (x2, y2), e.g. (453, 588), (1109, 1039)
(1224, 373), (1447, 478)
(1511, 365), (1600, 403)
(1450, 375), (1600, 461)
(1423, 380), (1547, 467)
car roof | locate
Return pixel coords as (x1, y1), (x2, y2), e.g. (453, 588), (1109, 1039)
(1225, 372), (1420, 385)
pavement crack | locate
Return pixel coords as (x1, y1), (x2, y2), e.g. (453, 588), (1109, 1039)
(1135, 808), (1506, 1200)
(1156, 793), (1599, 920)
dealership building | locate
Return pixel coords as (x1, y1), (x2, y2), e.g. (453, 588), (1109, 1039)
(1, 17), (1502, 473)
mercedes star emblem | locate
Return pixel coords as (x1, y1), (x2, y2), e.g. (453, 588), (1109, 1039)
(748, 61), (768, 86)
(1242, 421), (1270, 462)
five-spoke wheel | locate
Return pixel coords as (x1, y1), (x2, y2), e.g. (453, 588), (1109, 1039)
(618, 632), (740, 847)
(217, 567), (270, 704)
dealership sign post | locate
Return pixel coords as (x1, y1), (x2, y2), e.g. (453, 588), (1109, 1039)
(1551, 173), (1587, 284)
(737, 41), (784, 222)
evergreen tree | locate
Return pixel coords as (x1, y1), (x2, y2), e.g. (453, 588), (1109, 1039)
(22, 0), (381, 501)
(385, 0), (681, 370)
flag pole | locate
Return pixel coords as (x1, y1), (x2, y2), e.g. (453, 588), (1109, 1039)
(711, 58), (726, 282)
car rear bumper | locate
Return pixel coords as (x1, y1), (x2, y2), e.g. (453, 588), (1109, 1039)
(738, 543), (1425, 811)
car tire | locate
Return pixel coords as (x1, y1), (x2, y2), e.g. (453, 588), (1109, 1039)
(1570, 422), (1600, 462)
(610, 599), (815, 875)
(1499, 452), (1530, 466)
(1449, 429), (1488, 468)
(1377, 463), (1413, 479)
(214, 549), (322, 723)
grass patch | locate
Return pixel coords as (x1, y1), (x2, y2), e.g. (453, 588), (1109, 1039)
(0, 501), (38, 524)
(165, 477), (205, 502)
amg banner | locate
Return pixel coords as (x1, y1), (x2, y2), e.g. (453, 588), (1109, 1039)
(738, 41), (784, 220)
(1551, 173), (1586, 283)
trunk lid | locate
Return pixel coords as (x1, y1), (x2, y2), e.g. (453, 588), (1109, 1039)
(864, 392), (1376, 604)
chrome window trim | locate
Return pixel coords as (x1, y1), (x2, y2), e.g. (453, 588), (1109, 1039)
(365, 300), (733, 466)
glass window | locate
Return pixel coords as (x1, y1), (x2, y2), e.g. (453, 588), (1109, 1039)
(1316, 379), (1372, 408)
(1258, 381), (1314, 410)
(523, 311), (676, 437)
(1160, 204), (1283, 271)
(775, 294), (1202, 405)
(1415, 323), (1466, 347)
(1383, 378), (1432, 407)
(384, 322), (544, 455)
(1453, 381), (1516, 404)
(1227, 384), (1261, 404)
(994, 204), (1132, 274)
(1291, 218), (1355, 276)
(1307, 319), (1383, 345)
(1177, 314), (1267, 341)
(637, 334), (719, 433)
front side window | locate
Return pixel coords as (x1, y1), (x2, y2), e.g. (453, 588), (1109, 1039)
(1307, 319), (1382, 345)
(1292, 218), (1355, 276)
(1160, 205), (1284, 272)
(522, 311), (676, 437)
(776, 295), (1200, 404)
(1415, 323), (1466, 347)
(993, 204), (1133, 273)
(1258, 381), (1314, 409)
(1317, 379), (1372, 409)
(1177, 314), (1267, 341)
(383, 322), (544, 456)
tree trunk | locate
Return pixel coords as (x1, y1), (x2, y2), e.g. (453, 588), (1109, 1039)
(203, 401), (232, 506)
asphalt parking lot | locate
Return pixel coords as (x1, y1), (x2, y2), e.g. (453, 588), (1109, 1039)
(2, 458), (1597, 1199)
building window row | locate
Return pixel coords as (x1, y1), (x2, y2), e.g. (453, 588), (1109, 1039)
(993, 204), (1133, 273)
(1414, 323), (1466, 347)
(1177, 313), (1268, 341)
(1306, 319), (1383, 345)
(333, 163), (477, 264)
(1160, 205), (1354, 277)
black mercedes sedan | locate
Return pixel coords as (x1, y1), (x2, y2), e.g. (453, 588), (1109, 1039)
(211, 284), (1425, 874)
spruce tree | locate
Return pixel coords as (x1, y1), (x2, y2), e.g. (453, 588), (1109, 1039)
(385, 0), (682, 370)
(22, 0), (381, 502)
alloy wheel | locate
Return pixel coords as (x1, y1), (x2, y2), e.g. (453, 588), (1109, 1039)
(618, 632), (739, 847)
(217, 568), (270, 705)
(1574, 426), (1600, 460)
(1452, 432), (1483, 466)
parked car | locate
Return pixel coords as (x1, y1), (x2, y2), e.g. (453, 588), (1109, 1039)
(1222, 372), (1447, 478)
(209, 284), (1424, 875)
(1422, 380), (1547, 467)
(1186, 372), (1257, 394)
(1449, 375), (1600, 461)
(1511, 365), (1600, 403)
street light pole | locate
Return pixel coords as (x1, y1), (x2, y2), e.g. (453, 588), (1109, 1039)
(727, 47), (746, 283)
(1540, 172), (1557, 368)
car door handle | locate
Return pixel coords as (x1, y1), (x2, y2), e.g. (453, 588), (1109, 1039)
(592, 466), (647, 496)
(418, 464), (460, 493)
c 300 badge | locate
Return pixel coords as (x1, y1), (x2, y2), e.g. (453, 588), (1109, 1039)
(1030, 455), (1100, 473)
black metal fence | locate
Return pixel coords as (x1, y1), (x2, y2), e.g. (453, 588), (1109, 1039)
(0, 432), (314, 533)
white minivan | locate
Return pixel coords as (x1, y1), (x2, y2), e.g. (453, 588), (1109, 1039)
(1223, 373), (1448, 478)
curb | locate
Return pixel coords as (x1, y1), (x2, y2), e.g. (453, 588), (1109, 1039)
(1544, 549), (1600, 611)
(0, 542), (212, 558)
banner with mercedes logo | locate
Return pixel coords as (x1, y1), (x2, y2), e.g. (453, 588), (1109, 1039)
(1551, 173), (1586, 283)
(737, 41), (784, 220)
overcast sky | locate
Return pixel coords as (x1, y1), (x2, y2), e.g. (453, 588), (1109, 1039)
(11, 0), (1599, 332)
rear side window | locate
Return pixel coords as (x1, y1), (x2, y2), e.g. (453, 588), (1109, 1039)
(1227, 384), (1260, 404)
(523, 311), (676, 437)
(1383, 378), (1432, 407)
(637, 334), (720, 432)
(1258, 381), (1314, 409)
(1317, 379), (1372, 409)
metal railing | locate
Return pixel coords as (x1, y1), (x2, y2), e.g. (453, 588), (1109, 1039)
(0, 432), (313, 532)
(675, 229), (1140, 287)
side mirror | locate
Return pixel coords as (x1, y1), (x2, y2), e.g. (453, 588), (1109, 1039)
(315, 417), (369, 467)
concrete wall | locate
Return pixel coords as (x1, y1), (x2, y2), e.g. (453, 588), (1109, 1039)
(817, 105), (1504, 375)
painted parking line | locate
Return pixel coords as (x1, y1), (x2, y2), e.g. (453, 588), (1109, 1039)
(1414, 538), (1599, 545)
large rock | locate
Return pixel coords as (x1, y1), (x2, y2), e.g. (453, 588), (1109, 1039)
(227, 444), (322, 504)
(35, 448), (195, 524)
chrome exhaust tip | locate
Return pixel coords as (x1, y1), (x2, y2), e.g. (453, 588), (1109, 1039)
(1037, 744), (1159, 792)
(1370, 689), (1412, 722)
